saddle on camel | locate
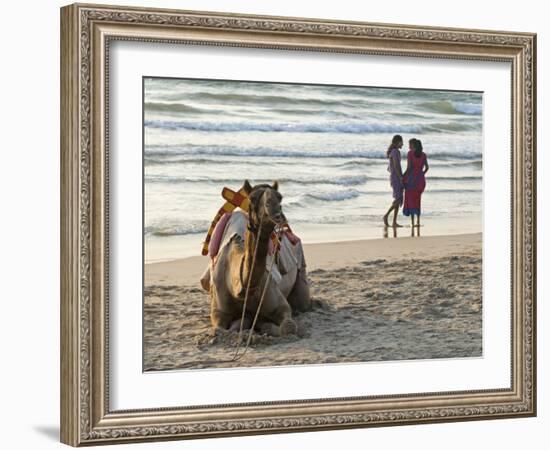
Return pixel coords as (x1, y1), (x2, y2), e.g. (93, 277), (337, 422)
(200, 180), (312, 337)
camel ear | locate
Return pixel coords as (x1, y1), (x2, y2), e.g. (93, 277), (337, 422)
(243, 180), (253, 195)
(272, 180), (279, 191)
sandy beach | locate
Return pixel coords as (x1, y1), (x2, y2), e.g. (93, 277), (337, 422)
(144, 232), (482, 371)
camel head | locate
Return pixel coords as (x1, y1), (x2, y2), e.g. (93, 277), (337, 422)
(242, 180), (285, 233)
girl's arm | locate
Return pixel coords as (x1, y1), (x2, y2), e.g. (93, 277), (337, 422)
(403, 152), (412, 178)
(423, 157), (429, 174)
(392, 154), (403, 178)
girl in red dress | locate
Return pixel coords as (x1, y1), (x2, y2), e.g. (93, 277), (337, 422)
(403, 139), (429, 229)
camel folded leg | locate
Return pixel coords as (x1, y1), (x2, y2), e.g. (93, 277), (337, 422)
(210, 300), (233, 331)
(229, 316), (252, 332)
(253, 284), (297, 336)
(287, 266), (311, 313)
(209, 281), (238, 331)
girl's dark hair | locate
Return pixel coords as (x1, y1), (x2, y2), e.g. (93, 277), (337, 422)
(386, 134), (403, 158)
(413, 139), (423, 158)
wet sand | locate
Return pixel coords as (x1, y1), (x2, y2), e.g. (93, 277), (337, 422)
(144, 232), (482, 371)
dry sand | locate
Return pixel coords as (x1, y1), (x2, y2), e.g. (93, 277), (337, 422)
(144, 233), (482, 371)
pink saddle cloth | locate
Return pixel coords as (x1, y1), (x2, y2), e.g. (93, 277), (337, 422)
(283, 229), (300, 246)
(209, 212), (301, 259)
(209, 212), (232, 259)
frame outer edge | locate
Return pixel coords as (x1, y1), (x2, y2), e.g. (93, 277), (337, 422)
(529, 33), (537, 416)
(61, 4), (81, 447)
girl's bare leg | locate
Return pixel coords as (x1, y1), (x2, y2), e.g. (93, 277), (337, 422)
(392, 202), (402, 227)
(383, 202), (396, 226)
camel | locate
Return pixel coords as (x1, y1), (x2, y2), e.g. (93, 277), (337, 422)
(200, 180), (311, 336)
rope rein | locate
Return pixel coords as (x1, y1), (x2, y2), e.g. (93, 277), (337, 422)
(232, 214), (286, 361)
(232, 215), (263, 361)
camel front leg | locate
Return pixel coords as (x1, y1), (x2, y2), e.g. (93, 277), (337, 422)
(210, 307), (233, 331)
(228, 315), (252, 332)
(256, 284), (297, 336)
(209, 285), (234, 331)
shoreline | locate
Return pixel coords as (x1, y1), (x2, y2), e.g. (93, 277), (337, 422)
(144, 216), (482, 265)
(145, 232), (482, 287)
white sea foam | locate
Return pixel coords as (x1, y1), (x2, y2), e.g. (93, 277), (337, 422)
(143, 78), (484, 248)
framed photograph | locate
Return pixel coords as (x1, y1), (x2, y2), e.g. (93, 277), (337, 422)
(60, 3), (537, 446)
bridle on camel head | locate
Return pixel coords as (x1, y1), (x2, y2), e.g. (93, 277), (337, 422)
(247, 186), (287, 232)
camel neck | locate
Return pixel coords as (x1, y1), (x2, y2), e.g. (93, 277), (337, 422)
(242, 226), (272, 289)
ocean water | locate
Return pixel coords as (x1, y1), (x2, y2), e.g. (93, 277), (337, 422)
(144, 78), (483, 262)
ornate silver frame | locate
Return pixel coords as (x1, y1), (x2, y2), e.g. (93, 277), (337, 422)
(60, 3), (536, 446)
